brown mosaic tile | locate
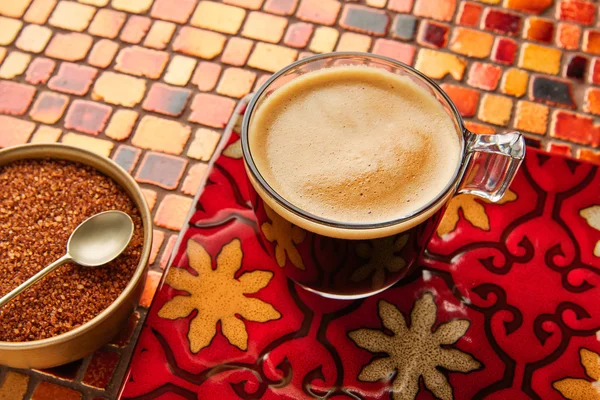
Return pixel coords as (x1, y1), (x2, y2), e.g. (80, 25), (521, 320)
(16, 24), (52, 53)
(173, 26), (226, 60)
(182, 162), (209, 195)
(64, 99), (112, 135)
(440, 83), (479, 117)
(115, 46), (169, 79)
(49, 1), (95, 32)
(25, 57), (55, 84)
(142, 188), (158, 212)
(284, 22), (313, 48)
(187, 128), (221, 161)
(24, 0), (56, 24)
(132, 115), (192, 155)
(0, 115), (35, 147)
(191, 1), (246, 34)
(48, 62), (98, 95)
(88, 8), (126, 39)
(0, 80), (36, 115)
(413, 0), (455, 22)
(478, 93), (512, 126)
(144, 20), (176, 50)
(0, 17), (23, 45)
(0, 371), (29, 399)
(456, 1), (482, 27)
(87, 39), (119, 68)
(135, 152), (188, 189)
(192, 61), (222, 91)
(449, 27), (493, 58)
(92, 71), (146, 108)
(154, 194), (193, 231)
(564, 54), (587, 80)
(37, 360), (83, 381)
(247, 42), (297, 72)
(29, 91), (69, 124)
(0, 0), (33, 18)
(519, 43), (561, 75)
(151, 0), (197, 23)
(467, 62), (501, 90)
(189, 93), (236, 128)
(45, 32), (93, 61)
(583, 29), (600, 55)
(417, 20), (449, 49)
(164, 55), (197, 86)
(414, 48), (465, 79)
(296, 0), (341, 26)
(525, 17), (554, 44)
(82, 350), (120, 389)
(0, 51), (31, 79)
(217, 67), (256, 98)
(143, 82), (192, 116)
(514, 101), (548, 134)
(112, 0), (153, 13)
(556, 23), (581, 50)
(61, 132), (114, 156)
(265, 0), (298, 15)
(120, 15), (151, 44)
(501, 68), (528, 97)
(336, 32), (372, 52)
(110, 311), (141, 347)
(30, 125), (62, 143)
(309, 26), (338, 53)
(104, 109), (138, 140)
(557, 0), (595, 25)
(243, 11), (288, 43)
(149, 229), (165, 264)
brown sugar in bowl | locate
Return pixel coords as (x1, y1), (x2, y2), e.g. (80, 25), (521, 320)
(0, 144), (152, 369)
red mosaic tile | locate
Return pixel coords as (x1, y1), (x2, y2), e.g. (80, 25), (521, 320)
(556, 22), (581, 50)
(24, 57), (55, 84)
(47, 62), (97, 95)
(296, 0), (341, 26)
(151, 0), (197, 24)
(583, 29), (600, 55)
(29, 91), (68, 124)
(564, 54), (588, 80)
(192, 61), (222, 91)
(0, 80), (36, 115)
(578, 148), (600, 164)
(64, 99), (112, 135)
(467, 62), (502, 90)
(530, 75), (575, 108)
(417, 20), (449, 48)
(115, 46), (169, 79)
(24, 0), (57, 24)
(456, 1), (482, 27)
(82, 350), (120, 389)
(135, 152), (188, 190)
(32, 381), (82, 400)
(0, 115), (35, 147)
(340, 4), (389, 36)
(550, 110), (599, 145)
(413, 0), (456, 22)
(181, 162), (209, 195)
(37, 360), (83, 381)
(440, 83), (479, 117)
(110, 311), (141, 347)
(112, 144), (141, 173)
(492, 37), (517, 65)
(265, 0), (298, 15)
(284, 22), (313, 48)
(45, 32), (93, 61)
(584, 87), (600, 115)
(149, 229), (165, 264)
(590, 58), (600, 84)
(387, 0), (412, 12)
(143, 83), (192, 117)
(525, 17), (554, 43)
(154, 194), (193, 231)
(189, 93), (236, 128)
(119, 15), (151, 44)
(132, 115), (191, 155)
(547, 142), (572, 156)
(557, 0), (595, 25)
(372, 38), (415, 65)
(482, 8), (521, 36)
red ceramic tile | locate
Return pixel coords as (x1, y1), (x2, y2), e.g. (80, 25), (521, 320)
(47, 62), (97, 95)
(547, 142), (572, 156)
(192, 61), (222, 91)
(29, 91), (69, 124)
(584, 87), (600, 115)
(82, 350), (120, 389)
(284, 22), (313, 48)
(139, 269), (162, 307)
(492, 37), (517, 65)
(551, 110), (599, 145)
(64, 99), (112, 135)
(413, 0), (456, 22)
(482, 8), (521, 36)
(0, 115), (35, 147)
(590, 58), (600, 84)
(135, 152), (188, 190)
(456, 1), (482, 27)
(583, 29), (600, 55)
(417, 20), (449, 48)
(142, 83), (192, 117)
(556, 0), (596, 25)
(25, 57), (55, 84)
(120, 15), (151, 44)
(0, 80), (36, 115)
(467, 62), (502, 90)
(189, 93), (236, 128)
(31, 382), (81, 400)
(151, 0), (197, 24)
(578, 148), (600, 164)
(556, 22), (581, 50)
(440, 83), (479, 117)
(372, 38), (416, 65)
(525, 17), (554, 43)
(110, 311), (141, 347)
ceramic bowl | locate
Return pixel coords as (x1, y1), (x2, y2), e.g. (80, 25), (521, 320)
(0, 143), (152, 369)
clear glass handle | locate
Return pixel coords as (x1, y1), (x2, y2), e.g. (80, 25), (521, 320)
(458, 130), (526, 202)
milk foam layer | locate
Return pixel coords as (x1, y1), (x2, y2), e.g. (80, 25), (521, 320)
(249, 66), (461, 225)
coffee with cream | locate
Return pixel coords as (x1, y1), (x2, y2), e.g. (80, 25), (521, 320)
(249, 66), (461, 226)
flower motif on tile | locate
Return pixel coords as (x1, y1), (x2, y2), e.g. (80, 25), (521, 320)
(553, 348), (600, 400)
(223, 138), (242, 159)
(580, 206), (600, 257)
(349, 293), (481, 400)
(437, 190), (518, 236)
(261, 205), (306, 269)
(351, 234), (409, 289)
(158, 238), (280, 352)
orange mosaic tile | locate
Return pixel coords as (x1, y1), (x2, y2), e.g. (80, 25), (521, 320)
(551, 110), (599, 145)
(583, 29), (600, 55)
(149, 229), (165, 264)
(120, 15), (151, 44)
(189, 93), (236, 127)
(113, 144), (141, 172)
(16, 24), (52, 53)
(192, 61), (221, 91)
(0, 0), (33, 18)
(265, 0), (298, 15)
(144, 20), (176, 50)
(45, 32), (93, 61)
(247, 42), (298, 72)
(30, 125), (62, 143)
(187, 127), (222, 161)
(578, 148), (600, 163)
(337, 32), (372, 52)
(0, 371), (29, 399)
(242, 11), (288, 43)
(584, 87), (600, 115)
(449, 27), (493, 58)
(440, 83), (479, 117)
(61, 132), (114, 156)
(92, 71), (146, 107)
(172, 26), (226, 59)
(525, 17), (554, 43)
(222, 37), (254, 66)
(519, 43), (562, 74)
(182, 162), (209, 195)
(467, 62), (501, 90)
(151, 0), (198, 23)
(164, 55), (197, 86)
(24, 0), (56, 24)
(413, 0), (456, 21)
(557, 0), (595, 25)
(0, 51), (31, 78)
(0, 115), (35, 147)
(87, 38), (119, 68)
(0, 17), (23, 45)
(0, 81), (36, 115)
(104, 109), (138, 140)
(501, 68), (529, 97)
(191, 1), (246, 34)
(132, 115), (192, 155)
(154, 194), (194, 231)
(141, 188), (158, 212)
(48, 1), (95, 32)
(284, 22), (314, 48)
(556, 23), (581, 50)
(159, 235), (178, 269)
(310, 26), (339, 53)
(514, 101), (549, 134)
(88, 8), (126, 39)
(112, 0), (153, 13)
(32, 381), (82, 400)
(217, 67), (256, 98)
(296, 0), (341, 25)
(24, 57), (55, 84)
(139, 269), (162, 307)
(478, 93), (513, 126)
(456, 1), (482, 27)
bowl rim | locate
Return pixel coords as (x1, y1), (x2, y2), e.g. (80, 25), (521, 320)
(0, 143), (152, 349)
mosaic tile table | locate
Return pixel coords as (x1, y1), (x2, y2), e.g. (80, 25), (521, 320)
(1, 0), (600, 398)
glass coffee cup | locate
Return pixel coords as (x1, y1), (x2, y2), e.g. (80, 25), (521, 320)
(242, 52), (525, 299)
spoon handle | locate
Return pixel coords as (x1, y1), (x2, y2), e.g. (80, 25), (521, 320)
(0, 254), (73, 308)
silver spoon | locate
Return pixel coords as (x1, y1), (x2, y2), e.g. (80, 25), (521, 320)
(0, 210), (134, 308)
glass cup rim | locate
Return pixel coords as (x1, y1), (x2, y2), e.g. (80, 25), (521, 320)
(241, 51), (467, 231)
